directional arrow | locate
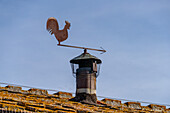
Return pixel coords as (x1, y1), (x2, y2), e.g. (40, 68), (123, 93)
(57, 44), (106, 53)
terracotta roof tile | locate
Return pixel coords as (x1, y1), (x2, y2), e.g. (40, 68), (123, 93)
(0, 86), (169, 112)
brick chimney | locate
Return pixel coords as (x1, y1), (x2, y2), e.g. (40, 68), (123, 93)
(70, 49), (102, 104)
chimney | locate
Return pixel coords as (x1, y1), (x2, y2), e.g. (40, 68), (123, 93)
(70, 49), (102, 104)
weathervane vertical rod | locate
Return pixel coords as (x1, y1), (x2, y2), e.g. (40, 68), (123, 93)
(57, 44), (106, 53)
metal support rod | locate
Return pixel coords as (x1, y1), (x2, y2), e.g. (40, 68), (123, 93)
(57, 44), (106, 53)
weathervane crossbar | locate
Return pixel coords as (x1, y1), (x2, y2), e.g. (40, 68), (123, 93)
(58, 44), (106, 53)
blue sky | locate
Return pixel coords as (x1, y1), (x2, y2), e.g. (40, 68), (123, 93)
(0, 0), (170, 106)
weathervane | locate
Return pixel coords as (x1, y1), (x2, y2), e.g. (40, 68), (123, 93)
(46, 17), (106, 53)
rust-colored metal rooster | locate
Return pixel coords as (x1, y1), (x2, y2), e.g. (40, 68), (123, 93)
(46, 17), (71, 44)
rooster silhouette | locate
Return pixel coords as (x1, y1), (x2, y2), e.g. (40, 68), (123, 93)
(46, 17), (71, 44)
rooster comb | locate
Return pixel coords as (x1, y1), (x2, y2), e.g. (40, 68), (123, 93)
(65, 21), (70, 25)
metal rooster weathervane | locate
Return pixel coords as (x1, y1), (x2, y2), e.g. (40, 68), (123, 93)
(46, 17), (106, 53)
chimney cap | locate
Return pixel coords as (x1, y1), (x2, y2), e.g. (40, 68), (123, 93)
(70, 52), (102, 64)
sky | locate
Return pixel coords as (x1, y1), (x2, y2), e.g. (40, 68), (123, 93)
(0, 0), (170, 106)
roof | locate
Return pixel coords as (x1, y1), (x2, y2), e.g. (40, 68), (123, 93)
(0, 85), (169, 113)
(70, 52), (102, 64)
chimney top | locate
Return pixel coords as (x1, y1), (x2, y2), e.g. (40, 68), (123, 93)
(70, 52), (102, 64)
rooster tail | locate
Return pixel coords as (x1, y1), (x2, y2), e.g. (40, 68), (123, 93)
(46, 17), (59, 35)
